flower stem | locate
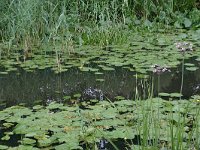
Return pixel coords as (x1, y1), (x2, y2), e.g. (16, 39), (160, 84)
(180, 56), (185, 100)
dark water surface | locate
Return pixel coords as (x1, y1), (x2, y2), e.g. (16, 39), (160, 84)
(0, 62), (200, 109)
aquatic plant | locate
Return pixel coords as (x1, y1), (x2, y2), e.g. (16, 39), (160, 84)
(151, 64), (171, 75)
(175, 41), (194, 99)
(175, 42), (193, 52)
(0, 98), (199, 149)
(0, 0), (199, 48)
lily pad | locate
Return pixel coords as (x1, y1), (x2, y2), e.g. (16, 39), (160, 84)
(186, 67), (199, 71)
(159, 93), (170, 97)
(170, 93), (183, 98)
(0, 145), (8, 150)
(21, 138), (36, 145)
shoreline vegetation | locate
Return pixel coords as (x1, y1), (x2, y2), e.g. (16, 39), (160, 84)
(0, 0), (200, 48)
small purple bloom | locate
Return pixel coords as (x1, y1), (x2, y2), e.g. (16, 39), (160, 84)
(175, 42), (193, 52)
(151, 64), (171, 75)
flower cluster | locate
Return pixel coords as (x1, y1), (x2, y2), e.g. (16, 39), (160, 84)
(175, 42), (193, 52)
(152, 64), (171, 74)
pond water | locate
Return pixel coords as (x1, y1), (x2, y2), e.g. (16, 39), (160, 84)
(0, 34), (200, 149)
(0, 57), (200, 109)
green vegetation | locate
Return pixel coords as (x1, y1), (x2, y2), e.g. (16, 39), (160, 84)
(0, 98), (200, 149)
(0, 0), (200, 48)
(0, 31), (200, 74)
(0, 0), (200, 149)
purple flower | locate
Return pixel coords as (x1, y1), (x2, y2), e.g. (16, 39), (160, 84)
(175, 42), (193, 52)
(151, 64), (171, 75)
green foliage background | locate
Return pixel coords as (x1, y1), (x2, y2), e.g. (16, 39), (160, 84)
(0, 0), (199, 45)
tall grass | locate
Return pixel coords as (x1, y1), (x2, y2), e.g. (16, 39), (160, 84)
(0, 0), (199, 48)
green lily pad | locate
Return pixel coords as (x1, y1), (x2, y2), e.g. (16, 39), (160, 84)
(73, 93), (81, 98)
(63, 96), (71, 100)
(55, 143), (83, 150)
(170, 93), (183, 97)
(33, 105), (43, 110)
(184, 63), (194, 67)
(38, 138), (52, 147)
(159, 93), (170, 97)
(94, 72), (103, 75)
(21, 138), (36, 145)
(115, 96), (125, 100)
(96, 79), (105, 82)
(186, 67), (199, 71)
(0, 145), (8, 150)
(1, 135), (10, 141)
(3, 123), (14, 128)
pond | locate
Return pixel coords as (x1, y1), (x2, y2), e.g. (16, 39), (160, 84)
(0, 31), (200, 149)
(0, 59), (200, 109)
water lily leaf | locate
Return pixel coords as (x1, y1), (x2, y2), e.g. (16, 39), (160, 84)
(0, 145), (8, 150)
(80, 67), (90, 72)
(174, 21), (182, 28)
(0, 72), (8, 75)
(115, 96), (125, 100)
(144, 19), (152, 27)
(46, 102), (63, 110)
(159, 93), (170, 97)
(94, 72), (103, 75)
(184, 18), (192, 28)
(195, 57), (200, 61)
(170, 93), (182, 97)
(55, 143), (83, 150)
(1, 135), (10, 140)
(186, 67), (198, 71)
(178, 33), (188, 39)
(63, 96), (71, 100)
(101, 66), (115, 71)
(101, 108), (118, 119)
(38, 138), (52, 147)
(25, 132), (37, 138)
(96, 79), (105, 82)
(73, 93), (81, 98)
(33, 105), (43, 110)
(184, 63), (194, 67)
(3, 123), (14, 128)
(21, 138), (36, 145)
(14, 145), (39, 150)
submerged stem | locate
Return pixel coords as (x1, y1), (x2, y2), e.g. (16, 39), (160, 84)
(158, 75), (160, 97)
(180, 56), (185, 100)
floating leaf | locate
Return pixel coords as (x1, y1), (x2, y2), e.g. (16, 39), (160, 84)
(1, 135), (10, 141)
(186, 67), (198, 71)
(115, 96), (125, 100)
(0, 145), (8, 150)
(184, 18), (192, 28)
(3, 122), (14, 128)
(63, 96), (71, 100)
(21, 138), (36, 145)
(38, 138), (52, 147)
(159, 93), (170, 97)
(184, 63), (194, 67)
(96, 79), (105, 82)
(33, 105), (43, 110)
(170, 93), (182, 97)
(73, 93), (81, 98)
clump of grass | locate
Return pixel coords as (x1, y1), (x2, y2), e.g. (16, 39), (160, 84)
(0, 0), (199, 50)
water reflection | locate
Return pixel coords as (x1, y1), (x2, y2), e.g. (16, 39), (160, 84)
(0, 65), (200, 109)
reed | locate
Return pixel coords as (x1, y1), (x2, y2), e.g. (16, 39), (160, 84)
(0, 0), (198, 48)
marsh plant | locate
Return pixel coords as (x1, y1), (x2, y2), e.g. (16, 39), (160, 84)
(175, 42), (194, 99)
(151, 64), (171, 96)
(0, 0), (199, 49)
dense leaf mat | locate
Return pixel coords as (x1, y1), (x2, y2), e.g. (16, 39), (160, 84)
(0, 98), (199, 149)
